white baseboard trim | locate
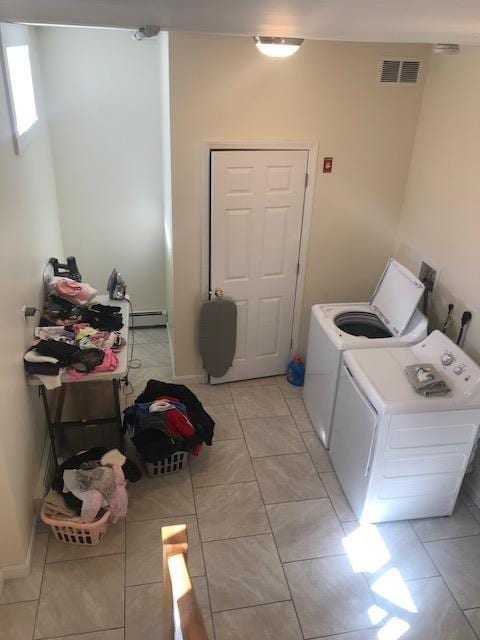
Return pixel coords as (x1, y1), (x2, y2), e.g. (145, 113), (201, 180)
(130, 310), (167, 328)
(2, 515), (37, 580)
(173, 373), (207, 384)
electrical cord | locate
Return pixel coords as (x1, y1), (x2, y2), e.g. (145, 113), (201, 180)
(122, 297), (143, 397)
(457, 311), (473, 347)
(442, 303), (454, 334)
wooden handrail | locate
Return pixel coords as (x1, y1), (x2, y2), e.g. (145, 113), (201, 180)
(162, 524), (209, 640)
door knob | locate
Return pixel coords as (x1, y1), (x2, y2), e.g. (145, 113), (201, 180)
(214, 288), (224, 299)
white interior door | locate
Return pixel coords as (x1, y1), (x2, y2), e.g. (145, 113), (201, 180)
(210, 149), (308, 383)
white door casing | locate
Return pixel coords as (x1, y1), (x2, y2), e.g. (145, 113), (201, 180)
(210, 149), (308, 383)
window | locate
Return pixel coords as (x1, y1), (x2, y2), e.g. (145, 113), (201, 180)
(0, 23), (39, 153)
(5, 44), (37, 135)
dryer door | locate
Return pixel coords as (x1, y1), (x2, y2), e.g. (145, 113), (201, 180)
(330, 364), (378, 521)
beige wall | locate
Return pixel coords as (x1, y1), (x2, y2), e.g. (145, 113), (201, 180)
(396, 47), (480, 361)
(394, 47), (480, 504)
(36, 26), (166, 312)
(169, 33), (430, 377)
(0, 25), (63, 568)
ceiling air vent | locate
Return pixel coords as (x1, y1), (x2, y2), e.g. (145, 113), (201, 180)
(379, 59), (421, 84)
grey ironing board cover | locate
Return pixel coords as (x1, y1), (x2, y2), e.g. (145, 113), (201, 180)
(199, 298), (237, 378)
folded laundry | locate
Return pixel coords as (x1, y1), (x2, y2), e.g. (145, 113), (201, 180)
(77, 466), (116, 499)
(24, 361), (62, 376)
(50, 276), (97, 305)
(81, 308), (123, 331)
(136, 381), (215, 446)
(43, 489), (83, 522)
(36, 339), (78, 364)
(91, 303), (121, 314)
(68, 347), (118, 379)
(49, 447), (139, 524)
(63, 469), (108, 522)
(24, 349), (59, 365)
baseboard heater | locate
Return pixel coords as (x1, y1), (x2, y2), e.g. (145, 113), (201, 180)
(129, 309), (167, 328)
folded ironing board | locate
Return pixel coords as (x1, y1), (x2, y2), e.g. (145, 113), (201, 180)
(199, 293), (237, 378)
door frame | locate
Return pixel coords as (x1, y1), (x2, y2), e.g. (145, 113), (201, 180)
(201, 140), (318, 365)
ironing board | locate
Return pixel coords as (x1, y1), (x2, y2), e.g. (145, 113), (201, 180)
(28, 295), (129, 470)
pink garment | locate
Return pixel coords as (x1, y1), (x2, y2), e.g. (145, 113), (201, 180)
(68, 348), (119, 380)
(108, 464), (128, 523)
(51, 277), (97, 305)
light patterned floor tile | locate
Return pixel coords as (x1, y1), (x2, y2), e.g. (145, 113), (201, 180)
(35, 554), (125, 638)
(464, 608), (480, 636)
(190, 383), (232, 406)
(133, 328), (169, 345)
(126, 515), (203, 586)
(195, 482), (270, 541)
(128, 365), (174, 394)
(275, 376), (303, 398)
(314, 631), (381, 640)
(302, 431), (333, 472)
(127, 471), (195, 521)
(0, 533), (48, 604)
(125, 577), (213, 640)
(285, 397), (314, 431)
(133, 343), (172, 368)
(41, 631), (124, 640)
(320, 471), (357, 522)
(342, 520), (438, 583)
(229, 378), (278, 389)
(213, 601), (303, 640)
(190, 439), (255, 487)
(424, 535), (480, 609)
(241, 415), (306, 457)
(204, 404), (243, 440)
(204, 534), (290, 612)
(267, 498), (344, 562)
(46, 520), (125, 563)
(411, 502), (480, 541)
(253, 453), (326, 504)
(0, 601), (37, 640)
(231, 385), (289, 419)
(284, 555), (377, 638)
(372, 576), (476, 640)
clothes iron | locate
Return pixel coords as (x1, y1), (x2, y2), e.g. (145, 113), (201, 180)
(107, 269), (127, 300)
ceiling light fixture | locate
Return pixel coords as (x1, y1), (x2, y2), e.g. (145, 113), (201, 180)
(433, 43), (460, 54)
(253, 36), (303, 58)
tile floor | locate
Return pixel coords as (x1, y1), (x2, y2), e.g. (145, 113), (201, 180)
(3, 337), (480, 639)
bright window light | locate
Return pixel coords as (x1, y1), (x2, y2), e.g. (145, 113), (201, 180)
(371, 568), (418, 613)
(342, 524), (391, 574)
(377, 617), (410, 640)
(6, 44), (38, 135)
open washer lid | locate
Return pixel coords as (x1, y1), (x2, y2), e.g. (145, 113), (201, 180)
(370, 259), (425, 337)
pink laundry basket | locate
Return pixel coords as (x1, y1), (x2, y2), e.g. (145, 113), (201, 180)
(41, 506), (111, 546)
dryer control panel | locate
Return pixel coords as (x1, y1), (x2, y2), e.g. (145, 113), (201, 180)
(413, 330), (480, 402)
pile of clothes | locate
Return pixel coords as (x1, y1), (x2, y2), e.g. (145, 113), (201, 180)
(124, 381), (215, 463)
(44, 447), (141, 524)
(24, 276), (125, 389)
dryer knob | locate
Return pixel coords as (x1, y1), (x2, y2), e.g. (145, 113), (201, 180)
(441, 351), (455, 366)
(454, 364), (466, 376)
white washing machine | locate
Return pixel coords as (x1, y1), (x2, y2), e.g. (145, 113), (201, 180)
(303, 259), (428, 448)
(330, 330), (480, 523)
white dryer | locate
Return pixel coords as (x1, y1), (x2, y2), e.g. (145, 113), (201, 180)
(330, 330), (480, 524)
(303, 259), (428, 448)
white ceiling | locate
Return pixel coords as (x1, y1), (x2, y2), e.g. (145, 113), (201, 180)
(1, 0), (480, 44)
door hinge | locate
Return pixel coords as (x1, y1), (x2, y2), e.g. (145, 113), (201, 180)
(290, 338), (293, 349)
(297, 262), (300, 275)
(305, 173), (309, 188)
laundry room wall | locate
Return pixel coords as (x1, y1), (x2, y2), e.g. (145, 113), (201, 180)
(168, 33), (430, 378)
(394, 46), (480, 506)
(395, 47), (480, 362)
(0, 24), (64, 570)
(36, 26), (166, 313)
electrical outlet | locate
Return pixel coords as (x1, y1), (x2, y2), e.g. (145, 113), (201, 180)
(419, 261), (437, 293)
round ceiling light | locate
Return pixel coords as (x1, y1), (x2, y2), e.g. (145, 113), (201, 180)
(253, 36), (304, 58)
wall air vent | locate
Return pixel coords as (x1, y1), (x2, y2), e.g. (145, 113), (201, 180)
(379, 59), (421, 84)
